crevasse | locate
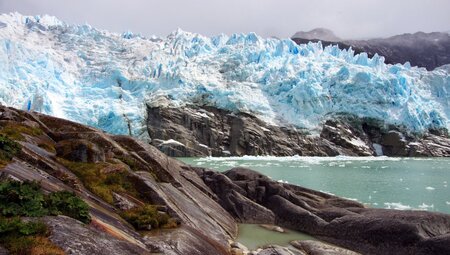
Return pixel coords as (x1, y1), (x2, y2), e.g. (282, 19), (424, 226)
(0, 13), (449, 137)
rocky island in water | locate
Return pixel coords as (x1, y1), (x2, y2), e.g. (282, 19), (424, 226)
(0, 11), (449, 255)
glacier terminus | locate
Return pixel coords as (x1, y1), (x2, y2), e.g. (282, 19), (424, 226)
(0, 13), (449, 139)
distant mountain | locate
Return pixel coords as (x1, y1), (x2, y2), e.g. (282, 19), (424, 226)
(292, 30), (450, 70)
(292, 28), (341, 42)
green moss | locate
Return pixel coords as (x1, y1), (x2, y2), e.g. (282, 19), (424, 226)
(58, 159), (139, 204)
(0, 123), (43, 141)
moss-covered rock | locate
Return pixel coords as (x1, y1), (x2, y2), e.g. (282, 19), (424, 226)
(56, 139), (105, 163)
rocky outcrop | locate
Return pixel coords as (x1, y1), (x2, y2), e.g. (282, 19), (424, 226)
(2, 105), (450, 254)
(147, 105), (450, 157)
(197, 167), (450, 255)
(290, 240), (360, 255)
(292, 31), (450, 71)
(0, 105), (236, 255)
(44, 216), (150, 255)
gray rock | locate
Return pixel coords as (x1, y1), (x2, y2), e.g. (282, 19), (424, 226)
(56, 139), (105, 163)
(291, 240), (360, 255)
(0, 246), (9, 255)
(198, 167), (450, 255)
(44, 216), (150, 255)
(112, 192), (138, 210)
(147, 105), (450, 157)
(257, 245), (305, 255)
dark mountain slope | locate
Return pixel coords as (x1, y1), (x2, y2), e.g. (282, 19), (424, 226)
(292, 30), (450, 70)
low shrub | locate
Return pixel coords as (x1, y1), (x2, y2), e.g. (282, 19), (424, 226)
(0, 134), (21, 168)
(120, 205), (169, 230)
(0, 180), (91, 223)
(0, 123), (43, 141)
(0, 217), (64, 255)
(45, 191), (91, 224)
(59, 159), (139, 204)
(0, 181), (47, 217)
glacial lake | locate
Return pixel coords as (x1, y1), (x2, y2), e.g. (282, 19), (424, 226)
(179, 156), (450, 214)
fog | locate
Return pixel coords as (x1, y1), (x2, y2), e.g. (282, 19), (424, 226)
(1, 0), (449, 39)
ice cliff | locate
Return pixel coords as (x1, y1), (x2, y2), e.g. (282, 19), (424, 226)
(0, 13), (449, 137)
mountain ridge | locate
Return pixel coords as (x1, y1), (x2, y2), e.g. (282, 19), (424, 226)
(292, 29), (450, 70)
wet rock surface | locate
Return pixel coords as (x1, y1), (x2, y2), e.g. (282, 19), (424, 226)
(197, 167), (450, 255)
(147, 105), (450, 157)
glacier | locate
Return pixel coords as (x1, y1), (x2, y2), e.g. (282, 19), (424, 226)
(0, 13), (449, 138)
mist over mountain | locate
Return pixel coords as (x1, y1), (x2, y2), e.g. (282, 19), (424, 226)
(292, 29), (450, 70)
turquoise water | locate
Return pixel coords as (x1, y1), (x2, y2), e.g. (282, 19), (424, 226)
(179, 156), (450, 214)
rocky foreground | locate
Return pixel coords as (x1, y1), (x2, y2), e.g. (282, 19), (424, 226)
(1, 105), (450, 255)
(148, 105), (450, 157)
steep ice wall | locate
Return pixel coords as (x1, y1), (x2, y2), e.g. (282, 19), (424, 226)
(0, 13), (449, 136)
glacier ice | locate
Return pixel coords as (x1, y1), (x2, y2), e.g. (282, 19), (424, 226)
(0, 13), (449, 137)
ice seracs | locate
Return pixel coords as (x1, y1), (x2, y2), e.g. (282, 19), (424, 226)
(0, 13), (449, 137)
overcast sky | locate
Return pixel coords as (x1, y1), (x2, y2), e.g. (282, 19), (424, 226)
(1, 0), (449, 39)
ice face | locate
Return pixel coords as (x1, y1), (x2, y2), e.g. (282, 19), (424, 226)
(0, 13), (449, 137)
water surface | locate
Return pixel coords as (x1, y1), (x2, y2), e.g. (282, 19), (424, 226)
(179, 156), (450, 214)
(236, 224), (316, 250)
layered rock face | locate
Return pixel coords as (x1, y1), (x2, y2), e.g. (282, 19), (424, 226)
(147, 105), (450, 157)
(197, 167), (450, 255)
(0, 105), (236, 255)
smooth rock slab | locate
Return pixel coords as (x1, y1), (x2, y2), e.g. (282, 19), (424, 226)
(44, 216), (150, 255)
(291, 240), (360, 255)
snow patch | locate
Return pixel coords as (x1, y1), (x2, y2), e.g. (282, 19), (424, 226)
(348, 138), (369, 149)
(160, 139), (185, 147)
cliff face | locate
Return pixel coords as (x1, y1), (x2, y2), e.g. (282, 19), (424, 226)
(147, 105), (450, 157)
(0, 105), (236, 255)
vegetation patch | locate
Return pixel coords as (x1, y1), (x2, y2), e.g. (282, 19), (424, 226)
(0, 134), (21, 168)
(120, 205), (172, 230)
(45, 191), (91, 224)
(0, 180), (91, 223)
(37, 141), (56, 154)
(115, 155), (141, 171)
(0, 217), (65, 255)
(0, 122), (43, 141)
(0, 180), (87, 254)
(58, 159), (139, 204)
